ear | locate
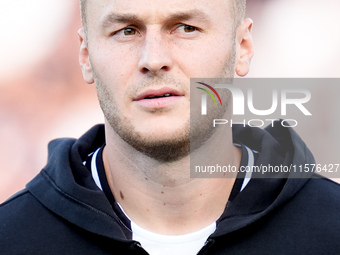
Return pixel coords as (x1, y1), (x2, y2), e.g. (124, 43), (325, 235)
(235, 18), (254, 77)
(78, 28), (94, 84)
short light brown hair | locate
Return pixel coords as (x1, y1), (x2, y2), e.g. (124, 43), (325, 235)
(232, 0), (247, 27)
(80, 0), (87, 31)
(80, 0), (246, 32)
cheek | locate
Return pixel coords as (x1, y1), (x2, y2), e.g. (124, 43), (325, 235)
(90, 43), (138, 94)
(173, 38), (234, 78)
(90, 41), (138, 78)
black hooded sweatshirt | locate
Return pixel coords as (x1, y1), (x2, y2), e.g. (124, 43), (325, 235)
(1, 123), (340, 254)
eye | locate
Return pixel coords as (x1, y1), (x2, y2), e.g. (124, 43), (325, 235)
(122, 27), (137, 36)
(172, 24), (200, 36)
(182, 25), (197, 33)
(112, 27), (138, 37)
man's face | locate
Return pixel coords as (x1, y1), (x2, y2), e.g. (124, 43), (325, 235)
(80, 0), (246, 161)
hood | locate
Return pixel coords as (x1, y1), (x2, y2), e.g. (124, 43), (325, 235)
(27, 125), (133, 243)
(213, 120), (315, 237)
(26, 122), (315, 240)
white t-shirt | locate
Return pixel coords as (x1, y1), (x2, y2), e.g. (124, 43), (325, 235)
(115, 200), (216, 255)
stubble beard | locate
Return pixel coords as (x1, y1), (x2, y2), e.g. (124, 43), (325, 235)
(93, 44), (236, 162)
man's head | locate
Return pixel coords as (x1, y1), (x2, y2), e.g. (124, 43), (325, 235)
(78, 0), (253, 161)
(80, 0), (247, 34)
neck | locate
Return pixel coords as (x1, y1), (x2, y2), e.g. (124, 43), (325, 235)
(103, 123), (241, 235)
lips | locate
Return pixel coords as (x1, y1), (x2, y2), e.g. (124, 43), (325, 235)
(134, 87), (184, 109)
(134, 87), (183, 101)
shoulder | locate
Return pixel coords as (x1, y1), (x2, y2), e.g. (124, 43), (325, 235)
(0, 189), (63, 254)
(283, 176), (340, 229)
(300, 176), (340, 204)
(262, 177), (340, 253)
(0, 188), (48, 233)
(0, 189), (35, 221)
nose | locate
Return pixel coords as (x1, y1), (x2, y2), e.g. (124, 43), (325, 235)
(138, 32), (173, 75)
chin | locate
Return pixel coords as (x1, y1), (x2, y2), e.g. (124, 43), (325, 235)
(105, 106), (191, 161)
(121, 127), (191, 162)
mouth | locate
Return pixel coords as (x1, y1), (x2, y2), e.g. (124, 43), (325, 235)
(134, 87), (184, 109)
(144, 93), (176, 99)
(134, 87), (183, 101)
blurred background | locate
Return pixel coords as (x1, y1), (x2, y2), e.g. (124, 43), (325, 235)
(1, 0), (339, 202)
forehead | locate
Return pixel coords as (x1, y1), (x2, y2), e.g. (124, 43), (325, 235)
(86, 0), (232, 26)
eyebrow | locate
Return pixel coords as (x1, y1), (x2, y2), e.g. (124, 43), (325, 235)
(101, 9), (211, 28)
(102, 13), (140, 28)
(167, 10), (211, 23)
